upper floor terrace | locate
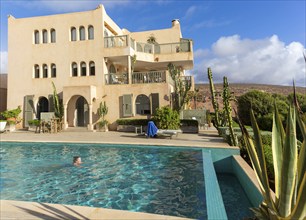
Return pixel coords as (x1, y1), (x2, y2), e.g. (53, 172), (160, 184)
(103, 35), (193, 70)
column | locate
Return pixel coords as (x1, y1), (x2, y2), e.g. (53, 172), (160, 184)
(87, 104), (93, 130)
(128, 56), (131, 84)
(63, 104), (68, 129)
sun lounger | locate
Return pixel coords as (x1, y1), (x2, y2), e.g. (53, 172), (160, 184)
(146, 121), (182, 139)
(157, 129), (182, 139)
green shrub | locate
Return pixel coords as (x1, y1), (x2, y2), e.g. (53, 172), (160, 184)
(153, 106), (180, 129)
(0, 106), (22, 120)
(28, 119), (40, 126)
(237, 90), (289, 131)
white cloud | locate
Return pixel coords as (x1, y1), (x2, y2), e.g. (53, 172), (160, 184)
(0, 51), (8, 73)
(192, 35), (306, 87)
(182, 5), (196, 20)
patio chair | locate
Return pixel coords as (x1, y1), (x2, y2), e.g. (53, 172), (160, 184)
(146, 121), (182, 139)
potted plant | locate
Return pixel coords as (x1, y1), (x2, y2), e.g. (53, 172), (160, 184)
(28, 119), (40, 132)
(0, 120), (6, 132)
(0, 106), (22, 132)
(97, 101), (108, 132)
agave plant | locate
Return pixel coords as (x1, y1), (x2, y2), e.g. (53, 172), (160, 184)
(237, 96), (305, 219)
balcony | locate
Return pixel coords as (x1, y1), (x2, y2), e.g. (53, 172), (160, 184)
(132, 71), (166, 84)
(105, 73), (128, 85)
(104, 35), (193, 67)
(104, 71), (175, 86)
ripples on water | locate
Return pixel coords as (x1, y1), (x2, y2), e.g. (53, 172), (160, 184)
(0, 143), (206, 219)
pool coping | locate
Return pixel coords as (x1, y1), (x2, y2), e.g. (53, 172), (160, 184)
(0, 200), (193, 220)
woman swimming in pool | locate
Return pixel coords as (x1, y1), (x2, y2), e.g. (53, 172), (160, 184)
(73, 156), (82, 166)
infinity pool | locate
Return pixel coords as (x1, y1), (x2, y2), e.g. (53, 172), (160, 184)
(0, 142), (206, 219)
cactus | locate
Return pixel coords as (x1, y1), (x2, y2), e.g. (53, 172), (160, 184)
(207, 68), (220, 128)
(222, 76), (238, 146)
(168, 63), (191, 112)
(51, 82), (63, 120)
(97, 101), (108, 125)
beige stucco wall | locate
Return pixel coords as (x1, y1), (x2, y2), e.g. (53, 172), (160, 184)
(7, 5), (193, 130)
(130, 21), (182, 44)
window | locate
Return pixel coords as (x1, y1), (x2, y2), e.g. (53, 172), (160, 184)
(72, 62), (78, 76)
(50, 29), (56, 43)
(136, 94), (151, 115)
(79, 26), (85, 41)
(51, 64), (56, 78)
(34, 65), (40, 78)
(34, 30), (39, 44)
(71, 27), (76, 41)
(42, 30), (48, 43)
(81, 62), (86, 76)
(88, 25), (94, 40)
(89, 61), (95, 76)
(43, 64), (48, 78)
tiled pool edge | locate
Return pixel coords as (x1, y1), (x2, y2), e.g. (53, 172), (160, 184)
(231, 155), (263, 207)
(202, 151), (228, 220)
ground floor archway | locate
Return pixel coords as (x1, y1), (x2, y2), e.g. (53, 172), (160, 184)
(37, 97), (49, 119)
(67, 95), (89, 127)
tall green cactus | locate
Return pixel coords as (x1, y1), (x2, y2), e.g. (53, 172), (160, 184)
(207, 68), (220, 128)
(223, 76), (237, 146)
(51, 82), (63, 120)
(168, 63), (191, 111)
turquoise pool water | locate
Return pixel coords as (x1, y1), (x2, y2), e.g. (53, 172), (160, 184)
(0, 142), (206, 219)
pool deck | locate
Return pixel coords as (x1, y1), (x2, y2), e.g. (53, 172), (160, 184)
(0, 127), (232, 149)
(0, 128), (235, 220)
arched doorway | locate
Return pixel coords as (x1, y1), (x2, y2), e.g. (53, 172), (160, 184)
(67, 95), (89, 127)
(135, 94), (150, 115)
(76, 96), (89, 126)
(37, 97), (49, 119)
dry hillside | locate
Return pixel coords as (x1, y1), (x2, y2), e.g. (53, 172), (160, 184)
(190, 83), (306, 112)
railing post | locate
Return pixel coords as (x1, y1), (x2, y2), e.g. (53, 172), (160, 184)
(128, 56), (131, 84)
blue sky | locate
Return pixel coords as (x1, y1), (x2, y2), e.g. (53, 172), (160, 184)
(1, 0), (305, 86)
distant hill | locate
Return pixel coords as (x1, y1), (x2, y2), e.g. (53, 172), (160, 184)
(190, 83), (306, 112)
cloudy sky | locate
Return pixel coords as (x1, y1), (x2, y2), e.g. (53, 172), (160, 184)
(0, 0), (305, 86)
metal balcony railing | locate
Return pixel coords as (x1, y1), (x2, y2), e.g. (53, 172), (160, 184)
(132, 71), (166, 84)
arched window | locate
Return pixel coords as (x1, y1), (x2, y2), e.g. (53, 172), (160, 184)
(72, 62), (78, 76)
(81, 62), (86, 76)
(71, 27), (76, 41)
(79, 26), (85, 41)
(88, 25), (94, 40)
(135, 94), (151, 115)
(89, 61), (95, 76)
(34, 64), (40, 78)
(42, 30), (48, 43)
(34, 30), (39, 44)
(43, 64), (48, 78)
(50, 29), (56, 43)
(51, 63), (56, 78)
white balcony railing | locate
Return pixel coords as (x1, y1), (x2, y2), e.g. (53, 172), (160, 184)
(104, 35), (192, 54)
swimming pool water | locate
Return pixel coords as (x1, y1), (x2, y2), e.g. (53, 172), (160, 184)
(218, 173), (253, 220)
(0, 142), (207, 219)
